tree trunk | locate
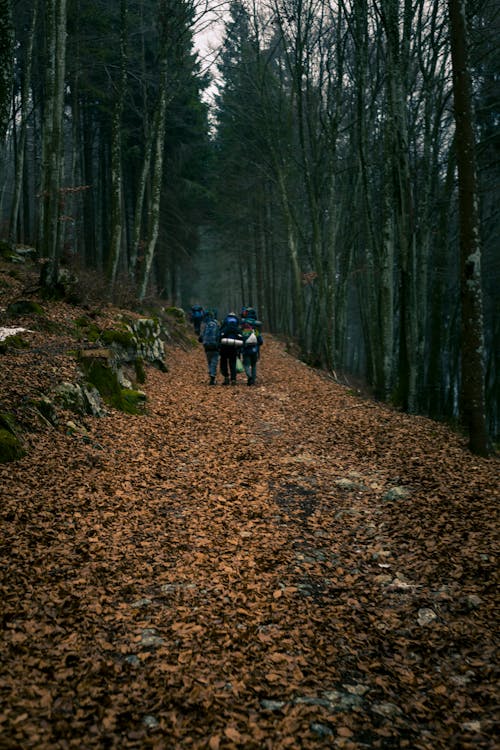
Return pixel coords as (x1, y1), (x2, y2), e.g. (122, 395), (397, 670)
(9, 2), (38, 245)
(108, 0), (128, 290)
(39, 0), (67, 291)
(0, 0), (14, 139)
(138, 81), (168, 301)
(447, 0), (491, 455)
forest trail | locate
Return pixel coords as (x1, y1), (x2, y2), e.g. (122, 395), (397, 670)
(1, 333), (498, 750)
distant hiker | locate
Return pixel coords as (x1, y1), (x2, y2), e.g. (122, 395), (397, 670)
(241, 320), (263, 385)
(219, 312), (243, 385)
(199, 310), (220, 385)
(190, 304), (204, 335)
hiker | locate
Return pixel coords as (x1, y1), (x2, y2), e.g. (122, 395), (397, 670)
(190, 304), (204, 335)
(241, 320), (263, 385)
(219, 311), (243, 385)
(199, 310), (220, 385)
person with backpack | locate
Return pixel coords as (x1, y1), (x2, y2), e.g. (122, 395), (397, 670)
(219, 312), (243, 385)
(190, 304), (204, 335)
(198, 310), (220, 385)
(241, 320), (263, 385)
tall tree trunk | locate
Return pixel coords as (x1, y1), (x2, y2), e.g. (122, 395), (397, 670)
(108, 0), (128, 290)
(0, 0), (14, 139)
(39, 0), (67, 291)
(138, 81), (168, 300)
(9, 1), (38, 245)
(448, 0), (490, 455)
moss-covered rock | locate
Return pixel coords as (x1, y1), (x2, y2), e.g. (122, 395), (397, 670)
(120, 388), (147, 415)
(0, 412), (26, 463)
(74, 316), (101, 342)
(78, 350), (146, 414)
(0, 334), (30, 354)
(0, 428), (26, 463)
(34, 396), (59, 425)
(7, 299), (44, 317)
(135, 357), (146, 384)
(100, 327), (135, 348)
(163, 306), (186, 321)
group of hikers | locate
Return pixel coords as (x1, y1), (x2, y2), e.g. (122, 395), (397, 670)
(189, 305), (264, 386)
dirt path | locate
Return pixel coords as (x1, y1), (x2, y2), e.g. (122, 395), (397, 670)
(1, 337), (498, 749)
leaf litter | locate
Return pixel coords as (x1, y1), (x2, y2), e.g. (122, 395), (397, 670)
(0, 281), (498, 749)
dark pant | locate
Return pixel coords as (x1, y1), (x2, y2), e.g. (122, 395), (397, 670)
(220, 346), (238, 380)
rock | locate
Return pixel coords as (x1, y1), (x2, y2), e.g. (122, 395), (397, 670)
(335, 478), (365, 491)
(53, 381), (106, 418)
(322, 690), (364, 710)
(0, 427), (25, 463)
(140, 628), (163, 649)
(343, 683), (370, 696)
(383, 486), (411, 501)
(0, 412), (26, 463)
(417, 608), (438, 626)
(102, 317), (168, 372)
(6, 300), (44, 317)
(461, 721), (481, 733)
(260, 699), (286, 711)
(310, 723), (333, 738)
(371, 702), (402, 718)
(124, 654), (141, 666)
(465, 594), (483, 610)
(131, 598), (152, 608)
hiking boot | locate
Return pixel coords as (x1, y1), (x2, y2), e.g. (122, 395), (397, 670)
(247, 377), (253, 386)
(209, 376), (216, 385)
(223, 376), (230, 385)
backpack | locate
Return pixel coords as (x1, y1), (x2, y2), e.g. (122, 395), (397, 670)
(223, 314), (239, 331)
(202, 319), (220, 350)
(191, 305), (203, 320)
(244, 331), (258, 346)
(242, 327), (259, 354)
(220, 314), (243, 347)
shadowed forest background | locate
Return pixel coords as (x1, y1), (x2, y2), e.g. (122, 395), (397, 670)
(0, 0), (498, 450)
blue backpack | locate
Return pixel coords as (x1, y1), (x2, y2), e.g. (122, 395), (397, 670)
(202, 319), (220, 350)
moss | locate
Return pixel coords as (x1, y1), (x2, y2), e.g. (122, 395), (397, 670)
(7, 299), (44, 317)
(120, 389), (146, 415)
(0, 412), (25, 463)
(0, 412), (17, 433)
(82, 359), (121, 402)
(0, 240), (13, 259)
(163, 306), (186, 321)
(74, 317), (102, 342)
(0, 334), (30, 354)
(135, 357), (146, 384)
(0, 429), (26, 463)
(100, 327), (135, 348)
(80, 357), (145, 414)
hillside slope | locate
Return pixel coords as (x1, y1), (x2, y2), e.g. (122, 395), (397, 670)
(0, 261), (498, 749)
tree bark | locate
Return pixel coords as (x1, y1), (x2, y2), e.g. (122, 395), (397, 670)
(9, 1), (38, 245)
(0, 0), (14, 139)
(447, 0), (491, 455)
(39, 0), (67, 291)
